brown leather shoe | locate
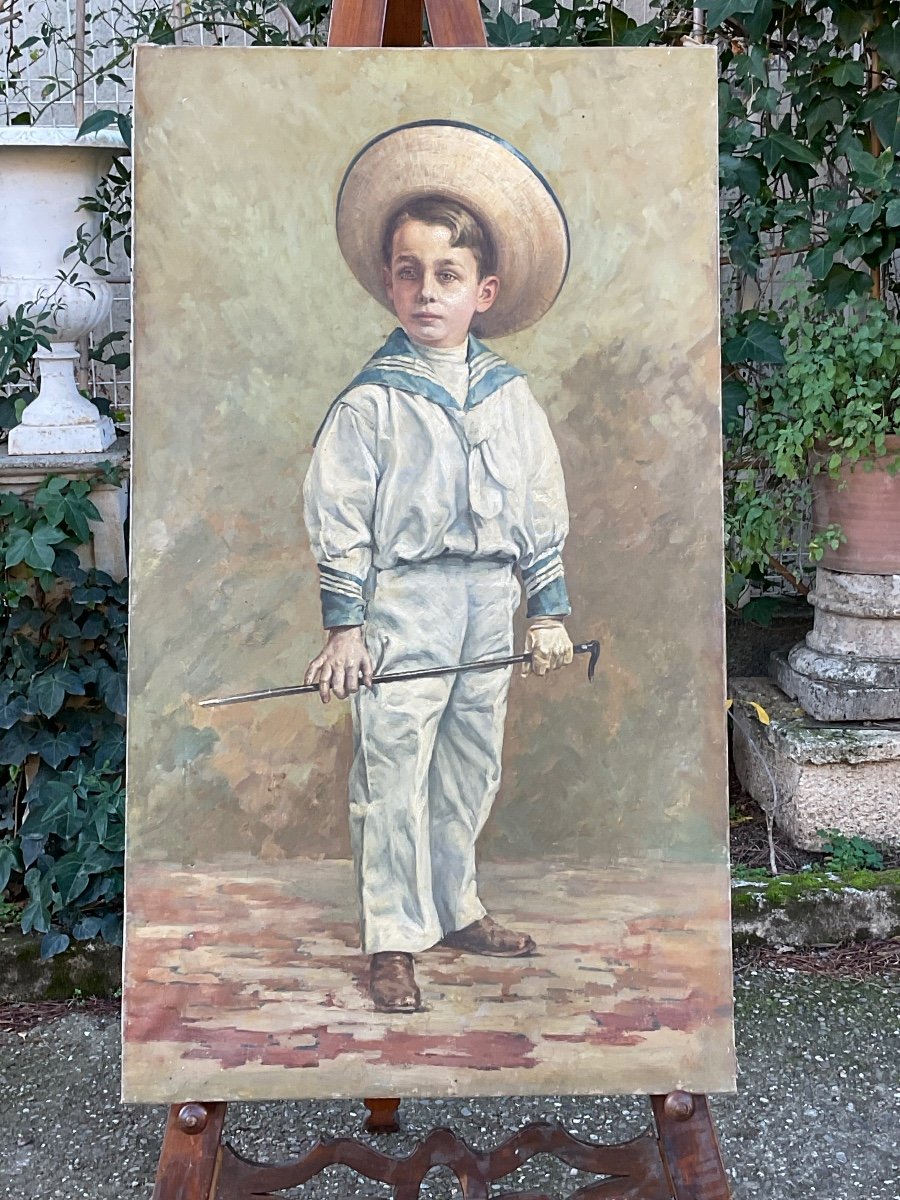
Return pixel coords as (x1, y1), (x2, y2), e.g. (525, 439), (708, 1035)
(369, 952), (421, 1013)
(441, 915), (536, 957)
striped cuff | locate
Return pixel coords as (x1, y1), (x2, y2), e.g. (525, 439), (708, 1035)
(522, 551), (571, 619)
(319, 565), (366, 628)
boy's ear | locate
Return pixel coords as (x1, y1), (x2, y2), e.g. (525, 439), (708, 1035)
(476, 275), (500, 313)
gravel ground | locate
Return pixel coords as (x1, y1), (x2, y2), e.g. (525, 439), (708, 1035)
(1, 967), (898, 1199)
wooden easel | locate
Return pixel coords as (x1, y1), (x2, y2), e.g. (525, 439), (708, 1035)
(149, 3), (733, 1195)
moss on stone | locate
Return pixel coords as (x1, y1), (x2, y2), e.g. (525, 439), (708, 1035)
(732, 867), (900, 910)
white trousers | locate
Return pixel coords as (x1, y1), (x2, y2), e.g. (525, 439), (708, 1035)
(349, 559), (520, 954)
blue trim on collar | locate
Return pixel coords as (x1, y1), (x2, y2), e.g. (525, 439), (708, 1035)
(312, 329), (524, 445)
(343, 328), (523, 412)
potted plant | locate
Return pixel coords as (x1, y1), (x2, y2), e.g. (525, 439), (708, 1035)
(724, 286), (900, 602)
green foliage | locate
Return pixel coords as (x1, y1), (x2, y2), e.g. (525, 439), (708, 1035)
(711, 2), (900, 305)
(0, 305), (54, 430)
(731, 864), (771, 881)
(819, 830), (886, 873)
(0, 474), (127, 959)
(485, 0), (660, 47)
(724, 287), (900, 587)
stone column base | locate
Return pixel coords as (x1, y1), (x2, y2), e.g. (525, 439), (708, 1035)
(8, 413), (116, 455)
(774, 569), (900, 720)
(772, 648), (900, 721)
(730, 677), (900, 850)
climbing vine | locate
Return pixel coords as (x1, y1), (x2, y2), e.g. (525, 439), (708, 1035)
(0, 472), (127, 958)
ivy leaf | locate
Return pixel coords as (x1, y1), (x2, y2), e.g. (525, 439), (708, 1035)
(705, 0), (755, 30)
(720, 153), (764, 197)
(805, 97), (844, 139)
(79, 612), (107, 639)
(783, 220), (812, 250)
(757, 129), (820, 170)
(523, 0), (557, 17)
(19, 834), (45, 869)
(35, 480), (101, 543)
(617, 20), (658, 46)
(849, 201), (880, 232)
(829, 59), (866, 87)
(871, 24), (900, 76)
(96, 665), (127, 716)
(805, 244), (835, 279)
(722, 377), (749, 434)
(29, 672), (67, 718)
(743, 0), (773, 41)
(751, 86), (779, 114)
(725, 219), (759, 273)
(484, 8), (533, 45)
(31, 727), (85, 769)
(0, 841), (22, 892)
(723, 319), (785, 365)
(52, 548), (87, 583)
(72, 915), (102, 940)
(5, 522), (68, 571)
(0, 722), (38, 766)
(835, 6), (877, 46)
(886, 198), (900, 227)
(822, 264), (875, 307)
(20, 867), (52, 935)
(867, 90), (900, 156)
(54, 854), (91, 906)
(100, 912), (123, 945)
(39, 931), (70, 959)
(0, 691), (29, 730)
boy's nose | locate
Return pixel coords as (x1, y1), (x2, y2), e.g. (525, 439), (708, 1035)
(418, 275), (437, 301)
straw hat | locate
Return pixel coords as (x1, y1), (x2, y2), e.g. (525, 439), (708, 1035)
(336, 120), (569, 339)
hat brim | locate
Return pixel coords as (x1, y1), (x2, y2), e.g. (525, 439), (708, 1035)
(336, 120), (569, 340)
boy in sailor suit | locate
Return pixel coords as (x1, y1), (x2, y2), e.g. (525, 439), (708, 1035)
(303, 122), (573, 1013)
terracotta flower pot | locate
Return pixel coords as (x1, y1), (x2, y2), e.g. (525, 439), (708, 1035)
(810, 434), (900, 574)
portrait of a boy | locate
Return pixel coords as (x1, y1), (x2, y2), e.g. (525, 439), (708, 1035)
(302, 121), (575, 1012)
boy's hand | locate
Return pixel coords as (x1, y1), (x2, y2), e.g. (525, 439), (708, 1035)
(305, 627), (374, 704)
(521, 618), (574, 677)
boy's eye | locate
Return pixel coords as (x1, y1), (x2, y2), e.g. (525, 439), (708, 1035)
(439, 272), (458, 283)
(396, 268), (417, 280)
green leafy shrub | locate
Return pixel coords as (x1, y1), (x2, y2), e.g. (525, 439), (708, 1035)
(0, 474), (127, 958)
(724, 288), (900, 595)
(819, 830), (885, 873)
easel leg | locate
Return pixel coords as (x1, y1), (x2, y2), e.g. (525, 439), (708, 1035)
(153, 1102), (227, 1200)
(652, 1092), (731, 1200)
(364, 1097), (402, 1133)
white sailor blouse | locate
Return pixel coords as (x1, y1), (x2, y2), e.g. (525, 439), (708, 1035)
(303, 328), (571, 628)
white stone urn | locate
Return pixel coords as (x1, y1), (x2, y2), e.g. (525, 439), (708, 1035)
(0, 126), (127, 454)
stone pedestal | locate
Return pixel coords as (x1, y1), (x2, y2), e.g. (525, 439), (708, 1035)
(0, 439), (129, 580)
(730, 677), (900, 850)
(0, 128), (124, 455)
(774, 569), (900, 720)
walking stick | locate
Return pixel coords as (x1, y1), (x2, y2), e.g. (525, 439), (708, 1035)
(199, 640), (600, 708)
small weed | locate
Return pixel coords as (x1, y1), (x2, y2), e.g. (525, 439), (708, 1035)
(732, 865), (771, 882)
(818, 830), (885, 874)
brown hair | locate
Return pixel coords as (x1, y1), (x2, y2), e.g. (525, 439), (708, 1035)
(382, 195), (497, 279)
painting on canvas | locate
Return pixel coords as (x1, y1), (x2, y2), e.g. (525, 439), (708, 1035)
(123, 44), (735, 1102)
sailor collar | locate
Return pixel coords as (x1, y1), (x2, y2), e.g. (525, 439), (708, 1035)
(339, 327), (524, 412)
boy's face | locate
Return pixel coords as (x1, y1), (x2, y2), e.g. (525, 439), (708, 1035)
(384, 219), (499, 348)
